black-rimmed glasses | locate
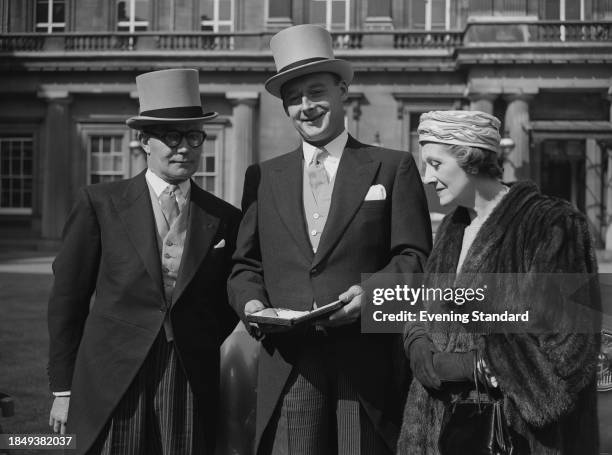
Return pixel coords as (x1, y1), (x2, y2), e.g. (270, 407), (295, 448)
(145, 130), (207, 148)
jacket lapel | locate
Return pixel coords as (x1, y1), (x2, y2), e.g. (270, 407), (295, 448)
(172, 182), (220, 304)
(113, 172), (164, 300)
(269, 148), (314, 262)
(313, 136), (380, 267)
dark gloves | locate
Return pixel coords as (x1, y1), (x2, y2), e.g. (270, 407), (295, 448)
(432, 351), (476, 382)
(408, 337), (442, 389)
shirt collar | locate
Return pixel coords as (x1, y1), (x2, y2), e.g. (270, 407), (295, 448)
(302, 130), (348, 164)
(145, 169), (191, 198)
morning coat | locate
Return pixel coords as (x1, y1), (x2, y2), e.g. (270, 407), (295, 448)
(48, 171), (241, 455)
(229, 135), (433, 453)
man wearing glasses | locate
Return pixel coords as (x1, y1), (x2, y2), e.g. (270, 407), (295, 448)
(47, 69), (241, 455)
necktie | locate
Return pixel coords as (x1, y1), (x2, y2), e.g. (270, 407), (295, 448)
(159, 184), (180, 228)
(307, 148), (329, 191)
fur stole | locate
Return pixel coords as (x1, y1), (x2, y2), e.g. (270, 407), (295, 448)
(398, 181), (601, 455)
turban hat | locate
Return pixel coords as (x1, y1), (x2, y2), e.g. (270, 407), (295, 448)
(418, 110), (502, 154)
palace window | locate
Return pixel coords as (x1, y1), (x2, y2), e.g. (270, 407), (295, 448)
(542, 0), (584, 20)
(192, 127), (222, 195)
(35, 0), (65, 33)
(117, 0), (149, 32)
(0, 136), (33, 214)
(411, 0), (452, 30)
(88, 134), (128, 184)
(200, 0), (234, 32)
(310, 0), (350, 30)
(468, 0), (537, 17)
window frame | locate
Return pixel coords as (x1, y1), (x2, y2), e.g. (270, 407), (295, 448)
(200, 0), (235, 32)
(35, 0), (66, 33)
(191, 122), (225, 197)
(0, 134), (35, 215)
(116, 0), (150, 32)
(309, 0), (351, 30)
(80, 124), (131, 185)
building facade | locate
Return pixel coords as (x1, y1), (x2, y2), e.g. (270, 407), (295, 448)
(1, 0), (611, 248)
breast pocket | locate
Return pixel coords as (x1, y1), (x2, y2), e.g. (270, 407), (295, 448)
(358, 200), (387, 216)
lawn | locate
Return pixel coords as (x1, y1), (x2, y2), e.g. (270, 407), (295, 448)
(0, 273), (61, 455)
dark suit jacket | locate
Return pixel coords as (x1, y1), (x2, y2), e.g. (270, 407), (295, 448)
(48, 171), (241, 455)
(229, 135), (432, 452)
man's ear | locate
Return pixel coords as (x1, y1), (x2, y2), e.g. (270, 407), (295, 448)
(139, 133), (151, 154)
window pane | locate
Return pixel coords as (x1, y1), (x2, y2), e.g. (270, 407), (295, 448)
(367, 0), (390, 17)
(52, 0), (65, 23)
(411, 0), (425, 28)
(543, 0), (560, 19)
(469, 0), (493, 15)
(205, 156), (215, 172)
(566, 0), (581, 19)
(431, 0), (446, 28)
(0, 136), (33, 209)
(219, 0), (232, 20)
(23, 158), (32, 175)
(117, 0), (128, 21)
(201, 0), (214, 21)
(11, 156), (20, 175)
(269, 0), (291, 17)
(36, 0), (49, 23)
(102, 137), (111, 154)
(205, 176), (215, 192)
(134, 0), (149, 21)
(331, 0), (346, 26)
(310, 0), (327, 25)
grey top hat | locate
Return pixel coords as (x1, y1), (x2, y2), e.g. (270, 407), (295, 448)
(126, 68), (217, 129)
(265, 24), (354, 99)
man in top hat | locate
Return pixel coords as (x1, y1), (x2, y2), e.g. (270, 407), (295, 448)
(47, 68), (241, 455)
(229, 25), (432, 454)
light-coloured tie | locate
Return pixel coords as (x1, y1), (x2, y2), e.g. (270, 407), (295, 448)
(159, 184), (180, 228)
(307, 148), (329, 191)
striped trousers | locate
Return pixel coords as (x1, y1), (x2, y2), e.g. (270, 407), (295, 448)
(259, 342), (391, 455)
(88, 333), (206, 455)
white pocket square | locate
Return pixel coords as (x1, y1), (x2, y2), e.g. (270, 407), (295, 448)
(364, 184), (386, 201)
(213, 239), (226, 249)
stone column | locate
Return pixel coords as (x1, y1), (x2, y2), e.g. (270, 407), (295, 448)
(503, 94), (532, 182)
(226, 92), (259, 207)
(467, 93), (497, 115)
(585, 138), (603, 247)
(606, 147), (612, 251)
(606, 88), (612, 250)
(38, 90), (73, 240)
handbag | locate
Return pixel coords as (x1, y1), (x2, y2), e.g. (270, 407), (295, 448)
(438, 353), (514, 455)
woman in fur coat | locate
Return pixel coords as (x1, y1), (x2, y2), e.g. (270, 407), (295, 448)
(397, 110), (601, 455)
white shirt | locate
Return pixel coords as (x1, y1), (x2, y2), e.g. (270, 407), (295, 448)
(145, 169), (191, 208)
(302, 130), (348, 181)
